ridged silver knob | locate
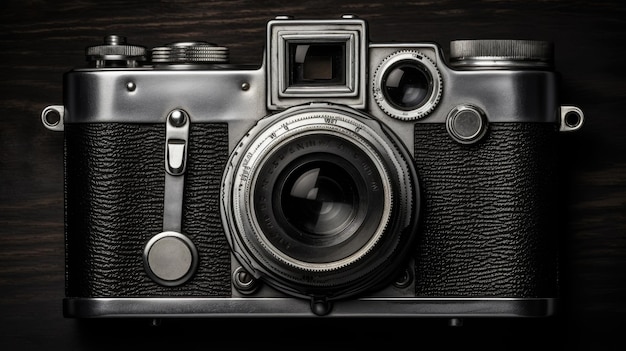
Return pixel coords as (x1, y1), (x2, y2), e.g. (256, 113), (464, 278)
(449, 39), (553, 69)
(86, 35), (147, 67)
(151, 42), (229, 64)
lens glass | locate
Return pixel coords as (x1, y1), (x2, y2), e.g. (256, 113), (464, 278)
(382, 61), (432, 110)
(280, 160), (358, 240)
(253, 134), (386, 263)
(289, 43), (346, 85)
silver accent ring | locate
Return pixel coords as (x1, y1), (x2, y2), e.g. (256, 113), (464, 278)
(373, 50), (443, 120)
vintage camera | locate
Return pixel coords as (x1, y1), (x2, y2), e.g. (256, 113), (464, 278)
(41, 14), (584, 320)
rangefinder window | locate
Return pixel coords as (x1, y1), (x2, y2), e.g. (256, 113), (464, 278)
(289, 43), (346, 86)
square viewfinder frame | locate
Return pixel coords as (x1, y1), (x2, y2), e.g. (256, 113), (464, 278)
(267, 17), (367, 109)
(289, 43), (346, 85)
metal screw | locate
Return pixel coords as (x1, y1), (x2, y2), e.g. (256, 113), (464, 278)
(393, 266), (413, 289)
(232, 266), (258, 294)
(126, 81), (136, 92)
(241, 82), (250, 91)
(168, 110), (187, 127)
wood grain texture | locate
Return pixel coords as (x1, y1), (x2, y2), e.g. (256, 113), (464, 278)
(1, 0), (624, 349)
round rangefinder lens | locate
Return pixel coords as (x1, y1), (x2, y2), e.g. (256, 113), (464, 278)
(382, 61), (433, 111)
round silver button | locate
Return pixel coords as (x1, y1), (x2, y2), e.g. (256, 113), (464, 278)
(144, 231), (198, 286)
(446, 105), (488, 144)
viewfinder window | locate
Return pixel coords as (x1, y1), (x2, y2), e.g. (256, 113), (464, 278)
(289, 43), (346, 86)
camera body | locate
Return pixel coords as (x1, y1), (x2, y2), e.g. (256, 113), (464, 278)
(42, 15), (583, 318)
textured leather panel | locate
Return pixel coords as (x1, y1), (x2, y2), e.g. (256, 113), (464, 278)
(413, 123), (559, 297)
(65, 123), (231, 297)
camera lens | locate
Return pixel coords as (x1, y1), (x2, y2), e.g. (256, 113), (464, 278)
(221, 106), (420, 300)
(382, 61), (432, 111)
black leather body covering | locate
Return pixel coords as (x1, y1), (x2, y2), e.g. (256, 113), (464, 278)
(64, 123), (231, 297)
(413, 123), (559, 297)
(63, 121), (559, 299)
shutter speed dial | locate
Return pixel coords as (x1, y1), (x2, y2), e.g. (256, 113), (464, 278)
(151, 42), (230, 65)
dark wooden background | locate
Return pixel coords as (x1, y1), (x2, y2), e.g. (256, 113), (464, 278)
(1, 0), (624, 349)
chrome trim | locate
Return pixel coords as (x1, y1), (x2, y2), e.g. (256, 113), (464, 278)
(266, 17), (368, 109)
(372, 49), (443, 120)
(41, 105), (65, 131)
(559, 105), (585, 132)
(64, 297), (556, 318)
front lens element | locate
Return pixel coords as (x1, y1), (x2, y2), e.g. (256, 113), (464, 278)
(280, 159), (359, 240)
(254, 134), (386, 264)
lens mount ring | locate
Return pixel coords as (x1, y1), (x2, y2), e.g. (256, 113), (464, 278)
(373, 50), (443, 120)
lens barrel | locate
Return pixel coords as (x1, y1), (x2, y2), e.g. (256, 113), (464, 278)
(221, 104), (420, 300)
